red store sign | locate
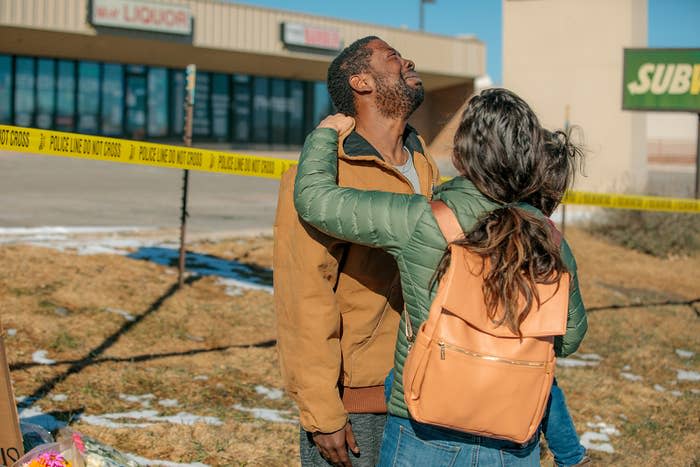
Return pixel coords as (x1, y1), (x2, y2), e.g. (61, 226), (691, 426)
(91, 0), (192, 35)
(282, 22), (342, 51)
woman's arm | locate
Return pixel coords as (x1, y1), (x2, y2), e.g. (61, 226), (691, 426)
(293, 124), (428, 256)
(555, 240), (588, 357)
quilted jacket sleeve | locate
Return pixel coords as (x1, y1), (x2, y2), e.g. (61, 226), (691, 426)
(294, 128), (429, 256)
(555, 239), (588, 357)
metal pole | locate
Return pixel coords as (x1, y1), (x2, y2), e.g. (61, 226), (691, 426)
(419, 1), (425, 31)
(695, 113), (700, 199)
(178, 64), (196, 288)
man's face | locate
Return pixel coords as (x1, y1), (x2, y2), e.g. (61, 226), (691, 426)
(366, 39), (424, 119)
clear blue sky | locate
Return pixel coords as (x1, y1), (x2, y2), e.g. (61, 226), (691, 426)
(232, 0), (699, 85)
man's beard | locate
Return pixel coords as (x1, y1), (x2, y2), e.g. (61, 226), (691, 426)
(373, 71), (424, 119)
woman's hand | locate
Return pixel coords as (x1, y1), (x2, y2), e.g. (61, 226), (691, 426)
(317, 114), (355, 134)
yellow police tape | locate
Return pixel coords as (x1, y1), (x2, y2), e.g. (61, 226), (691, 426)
(0, 124), (296, 179)
(2, 124), (699, 214)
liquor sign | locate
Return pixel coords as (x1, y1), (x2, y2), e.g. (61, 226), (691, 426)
(91, 0), (192, 35)
(623, 48), (700, 112)
(281, 22), (342, 51)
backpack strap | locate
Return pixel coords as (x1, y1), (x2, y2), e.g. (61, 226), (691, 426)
(430, 200), (463, 243)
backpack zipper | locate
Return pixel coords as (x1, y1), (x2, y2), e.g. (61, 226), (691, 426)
(437, 339), (547, 368)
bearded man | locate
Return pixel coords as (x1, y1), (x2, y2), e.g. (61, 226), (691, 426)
(274, 36), (439, 467)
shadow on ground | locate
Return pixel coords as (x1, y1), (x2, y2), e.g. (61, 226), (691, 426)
(128, 247), (273, 288)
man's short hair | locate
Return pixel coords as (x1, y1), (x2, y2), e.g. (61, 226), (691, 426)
(327, 36), (380, 116)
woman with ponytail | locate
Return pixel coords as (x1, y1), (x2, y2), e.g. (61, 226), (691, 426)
(294, 88), (588, 466)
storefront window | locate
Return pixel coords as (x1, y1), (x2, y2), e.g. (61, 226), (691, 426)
(77, 61), (100, 134)
(193, 72), (211, 137)
(288, 80), (304, 146)
(211, 73), (230, 141)
(35, 59), (55, 129)
(270, 79), (287, 145)
(126, 66), (147, 139)
(56, 60), (76, 131)
(171, 70), (185, 136)
(14, 57), (35, 127)
(312, 81), (333, 126)
(232, 74), (251, 144)
(2, 54), (331, 147)
(0, 55), (12, 124)
(252, 77), (269, 144)
(148, 67), (168, 137)
(101, 63), (124, 136)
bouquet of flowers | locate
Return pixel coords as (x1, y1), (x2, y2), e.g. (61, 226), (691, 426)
(13, 428), (137, 467)
(11, 435), (83, 467)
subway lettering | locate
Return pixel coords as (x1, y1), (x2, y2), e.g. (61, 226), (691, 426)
(628, 63), (700, 95)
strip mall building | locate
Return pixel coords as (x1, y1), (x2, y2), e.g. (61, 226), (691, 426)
(0, 0), (485, 151)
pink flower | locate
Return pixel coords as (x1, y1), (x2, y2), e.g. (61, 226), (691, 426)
(27, 451), (72, 467)
(72, 432), (86, 454)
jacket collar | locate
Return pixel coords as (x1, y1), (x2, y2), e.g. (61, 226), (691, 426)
(335, 119), (441, 191)
(340, 125), (424, 161)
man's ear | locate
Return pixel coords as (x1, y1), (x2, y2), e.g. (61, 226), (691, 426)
(349, 73), (373, 95)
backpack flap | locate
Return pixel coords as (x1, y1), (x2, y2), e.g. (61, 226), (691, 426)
(442, 246), (569, 338)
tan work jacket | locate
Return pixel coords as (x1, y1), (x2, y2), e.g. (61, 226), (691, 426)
(274, 124), (439, 433)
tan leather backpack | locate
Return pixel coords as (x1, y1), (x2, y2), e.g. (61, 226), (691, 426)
(402, 201), (569, 444)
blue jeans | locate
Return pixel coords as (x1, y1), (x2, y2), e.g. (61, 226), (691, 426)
(380, 371), (540, 466)
(378, 415), (541, 467)
(542, 378), (586, 466)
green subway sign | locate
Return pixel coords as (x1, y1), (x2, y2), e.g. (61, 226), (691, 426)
(623, 48), (700, 112)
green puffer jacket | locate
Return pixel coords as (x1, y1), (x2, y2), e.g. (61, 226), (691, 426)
(294, 128), (588, 420)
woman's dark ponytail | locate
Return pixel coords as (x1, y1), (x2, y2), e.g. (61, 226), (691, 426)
(436, 88), (584, 335)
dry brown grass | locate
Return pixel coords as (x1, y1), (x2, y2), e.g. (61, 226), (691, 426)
(1, 229), (698, 466)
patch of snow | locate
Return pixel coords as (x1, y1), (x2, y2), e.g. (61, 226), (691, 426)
(233, 404), (296, 424)
(6, 328), (17, 337)
(586, 422), (621, 436)
(51, 394), (68, 402)
(255, 385), (283, 400)
(32, 350), (56, 365)
(104, 307), (136, 322)
(670, 390), (683, 397)
(582, 419), (619, 453)
(620, 372), (643, 382)
(80, 414), (152, 429)
(217, 277), (272, 295)
(622, 365), (631, 371)
(120, 393), (155, 407)
(158, 399), (180, 408)
(675, 349), (695, 359)
(54, 307), (69, 316)
(691, 389), (700, 395)
(126, 454), (209, 467)
(193, 375), (209, 381)
(676, 369), (700, 381)
(556, 358), (599, 368)
(581, 432), (615, 453)
(654, 384), (666, 392)
(0, 226), (160, 255)
(577, 353), (603, 361)
(79, 409), (222, 428)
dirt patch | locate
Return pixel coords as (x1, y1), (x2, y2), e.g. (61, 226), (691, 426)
(1, 228), (698, 466)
